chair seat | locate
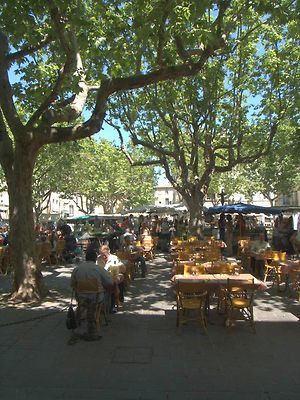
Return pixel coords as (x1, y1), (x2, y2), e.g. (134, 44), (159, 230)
(225, 278), (256, 333)
(230, 298), (251, 308)
(181, 298), (203, 309)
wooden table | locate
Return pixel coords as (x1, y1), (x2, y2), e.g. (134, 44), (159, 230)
(171, 273), (267, 291)
(171, 273), (266, 321)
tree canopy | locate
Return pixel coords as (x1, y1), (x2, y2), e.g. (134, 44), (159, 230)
(0, 0), (298, 300)
(107, 1), (299, 227)
(60, 138), (156, 214)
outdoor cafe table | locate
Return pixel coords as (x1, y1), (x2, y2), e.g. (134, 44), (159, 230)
(171, 273), (267, 292)
(171, 273), (267, 321)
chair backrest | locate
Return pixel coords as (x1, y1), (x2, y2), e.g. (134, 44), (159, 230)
(204, 249), (222, 262)
(116, 250), (134, 262)
(187, 236), (198, 243)
(176, 252), (191, 261)
(176, 281), (207, 296)
(56, 239), (65, 253)
(174, 260), (194, 272)
(41, 241), (52, 256)
(208, 263), (234, 274)
(227, 277), (255, 294)
(142, 236), (154, 250)
(280, 251), (286, 261)
(184, 263), (205, 276)
(75, 278), (101, 293)
(271, 250), (281, 261)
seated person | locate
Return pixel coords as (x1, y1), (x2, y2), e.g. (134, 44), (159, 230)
(97, 245), (126, 311)
(120, 228), (136, 249)
(71, 249), (113, 341)
(139, 223), (151, 241)
(122, 239), (147, 278)
(250, 233), (270, 254)
(86, 237), (100, 255)
(250, 233), (270, 278)
(63, 233), (78, 262)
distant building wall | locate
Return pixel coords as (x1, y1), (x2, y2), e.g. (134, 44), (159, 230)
(155, 183), (182, 206)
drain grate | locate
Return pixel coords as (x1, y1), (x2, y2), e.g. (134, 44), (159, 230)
(112, 346), (153, 364)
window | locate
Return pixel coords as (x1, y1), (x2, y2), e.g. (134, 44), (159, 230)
(69, 205), (74, 216)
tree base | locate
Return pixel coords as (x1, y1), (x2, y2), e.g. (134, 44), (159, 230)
(10, 283), (49, 303)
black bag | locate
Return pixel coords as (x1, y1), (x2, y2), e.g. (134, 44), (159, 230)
(66, 292), (77, 330)
(66, 305), (77, 330)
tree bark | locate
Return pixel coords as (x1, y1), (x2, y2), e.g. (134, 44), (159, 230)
(184, 191), (205, 236)
(7, 142), (48, 301)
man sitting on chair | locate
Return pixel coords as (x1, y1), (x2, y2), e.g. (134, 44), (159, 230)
(97, 245), (126, 312)
(71, 249), (113, 341)
(250, 233), (270, 278)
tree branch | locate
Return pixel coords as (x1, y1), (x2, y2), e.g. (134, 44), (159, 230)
(27, 2), (89, 127)
(0, 31), (24, 133)
(7, 34), (53, 63)
(156, 0), (172, 66)
(0, 109), (14, 176)
(108, 33), (227, 95)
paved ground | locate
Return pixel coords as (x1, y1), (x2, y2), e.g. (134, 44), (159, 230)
(0, 255), (299, 400)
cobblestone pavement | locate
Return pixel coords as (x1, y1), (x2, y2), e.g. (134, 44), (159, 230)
(0, 255), (299, 400)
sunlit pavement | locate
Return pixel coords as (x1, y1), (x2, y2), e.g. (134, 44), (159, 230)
(0, 255), (299, 400)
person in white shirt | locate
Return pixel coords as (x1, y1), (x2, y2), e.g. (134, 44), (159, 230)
(250, 233), (271, 278)
(250, 233), (270, 254)
(97, 245), (126, 312)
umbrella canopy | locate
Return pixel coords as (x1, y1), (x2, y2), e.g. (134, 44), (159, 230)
(124, 204), (180, 214)
(65, 214), (98, 222)
(205, 202), (282, 215)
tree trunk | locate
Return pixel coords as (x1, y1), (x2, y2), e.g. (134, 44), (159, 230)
(7, 143), (48, 301)
(34, 205), (42, 225)
(102, 204), (113, 214)
(185, 194), (205, 236)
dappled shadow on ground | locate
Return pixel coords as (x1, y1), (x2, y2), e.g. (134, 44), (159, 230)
(0, 262), (74, 314)
(0, 253), (300, 398)
(0, 252), (299, 330)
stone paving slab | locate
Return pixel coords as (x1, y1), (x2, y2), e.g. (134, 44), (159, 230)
(0, 255), (299, 399)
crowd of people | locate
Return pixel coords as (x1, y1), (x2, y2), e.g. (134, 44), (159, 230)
(1, 210), (300, 343)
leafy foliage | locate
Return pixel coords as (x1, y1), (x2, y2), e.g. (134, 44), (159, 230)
(0, 0), (298, 298)
(107, 1), (299, 223)
(60, 138), (156, 213)
(32, 142), (80, 222)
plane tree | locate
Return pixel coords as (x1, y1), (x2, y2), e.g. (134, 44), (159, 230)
(108, 2), (299, 233)
(1, 0), (239, 300)
(237, 127), (300, 206)
(32, 142), (80, 223)
(60, 138), (156, 214)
